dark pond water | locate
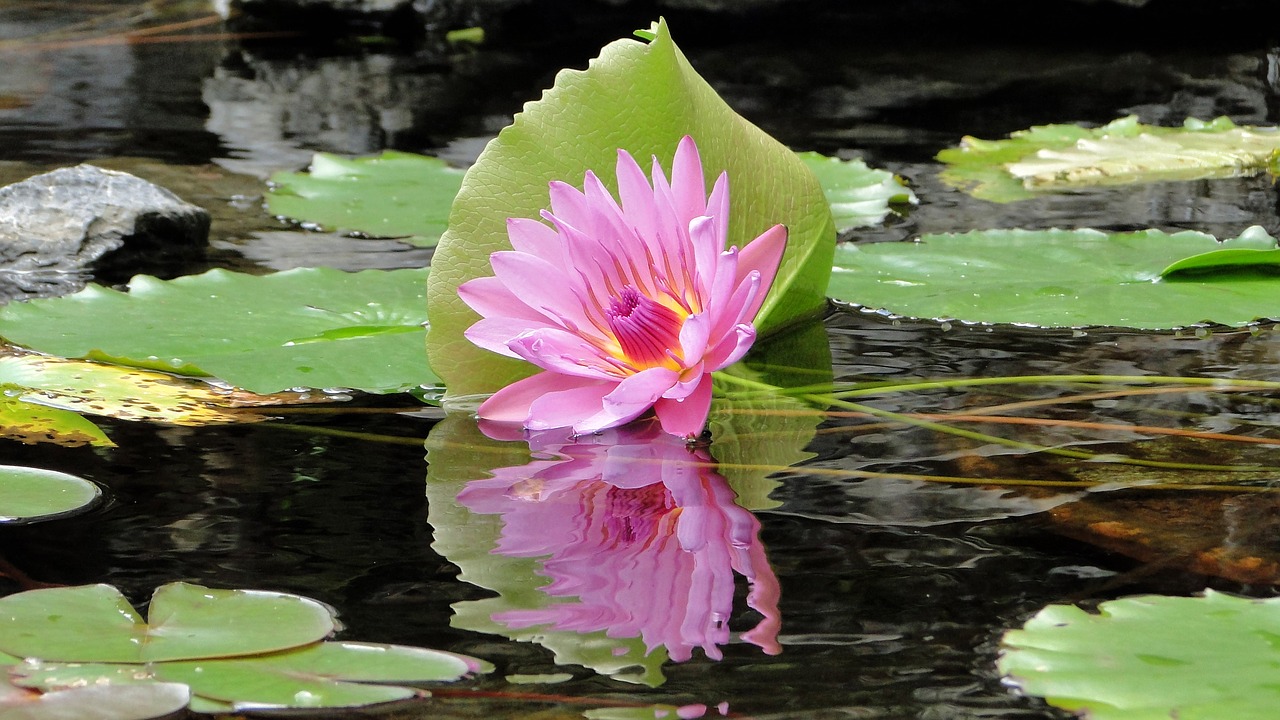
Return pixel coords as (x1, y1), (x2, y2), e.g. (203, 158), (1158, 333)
(2, 1), (1280, 718)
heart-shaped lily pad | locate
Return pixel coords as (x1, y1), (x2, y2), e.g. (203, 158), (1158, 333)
(0, 583), (335, 663)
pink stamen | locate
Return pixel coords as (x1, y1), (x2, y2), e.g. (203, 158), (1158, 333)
(607, 286), (685, 369)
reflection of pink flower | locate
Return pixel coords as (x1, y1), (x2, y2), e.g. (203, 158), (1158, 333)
(459, 136), (787, 438)
(459, 420), (781, 663)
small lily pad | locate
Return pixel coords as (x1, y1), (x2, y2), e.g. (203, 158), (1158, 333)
(0, 267), (434, 395)
(0, 582), (336, 663)
(796, 151), (916, 231)
(828, 226), (1280, 329)
(1000, 590), (1280, 719)
(267, 151), (465, 247)
(0, 466), (101, 524)
(1158, 227), (1280, 279)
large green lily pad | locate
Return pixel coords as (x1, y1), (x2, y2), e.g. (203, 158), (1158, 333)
(938, 116), (1280, 202)
(0, 583), (335, 663)
(1000, 590), (1280, 719)
(426, 20), (835, 399)
(267, 151), (465, 247)
(0, 268), (434, 394)
(827, 226), (1280, 329)
(0, 466), (101, 524)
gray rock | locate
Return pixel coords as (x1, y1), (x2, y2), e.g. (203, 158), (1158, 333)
(0, 165), (210, 299)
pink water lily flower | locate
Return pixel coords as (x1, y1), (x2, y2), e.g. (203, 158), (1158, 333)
(459, 135), (787, 438)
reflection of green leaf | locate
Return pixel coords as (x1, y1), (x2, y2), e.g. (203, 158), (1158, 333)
(0, 583), (336, 663)
(0, 466), (101, 524)
(156, 642), (488, 710)
(797, 151), (916, 232)
(267, 151), (465, 247)
(426, 19), (835, 399)
(938, 116), (1280, 202)
(424, 416), (668, 686)
(1000, 591), (1280, 719)
(0, 268), (434, 394)
(827, 226), (1280, 329)
(710, 319), (832, 511)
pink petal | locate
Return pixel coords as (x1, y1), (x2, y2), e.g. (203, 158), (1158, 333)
(490, 250), (594, 333)
(662, 360), (705, 400)
(464, 316), (559, 359)
(478, 372), (609, 425)
(507, 327), (620, 380)
(705, 172), (729, 247)
(678, 312), (710, 366)
(458, 275), (548, 324)
(736, 224), (788, 321)
(615, 148), (659, 244)
(575, 366), (679, 434)
(506, 217), (563, 261)
(688, 215), (721, 302)
(653, 373), (714, 438)
(704, 323), (756, 370)
(670, 135), (708, 223)
(523, 380), (618, 431)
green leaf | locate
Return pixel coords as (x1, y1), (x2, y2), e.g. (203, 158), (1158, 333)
(1159, 226), (1280, 278)
(267, 151), (465, 247)
(154, 638), (488, 707)
(154, 642), (490, 710)
(0, 582), (336, 663)
(796, 151), (916, 232)
(938, 115), (1280, 202)
(827, 226), (1280, 329)
(426, 19), (835, 399)
(1000, 590), (1280, 719)
(0, 268), (434, 394)
(0, 466), (101, 524)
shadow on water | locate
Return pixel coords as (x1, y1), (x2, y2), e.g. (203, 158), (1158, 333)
(2, 0), (1280, 716)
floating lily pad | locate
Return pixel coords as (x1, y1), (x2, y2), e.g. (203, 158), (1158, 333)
(0, 682), (191, 720)
(0, 466), (101, 524)
(426, 20), (835, 399)
(827, 226), (1280, 329)
(938, 116), (1280, 202)
(0, 268), (434, 394)
(796, 151), (916, 231)
(156, 641), (490, 710)
(267, 151), (465, 247)
(0, 582), (336, 663)
(1000, 590), (1280, 719)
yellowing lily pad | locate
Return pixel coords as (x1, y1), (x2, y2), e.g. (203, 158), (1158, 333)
(939, 116), (1280, 202)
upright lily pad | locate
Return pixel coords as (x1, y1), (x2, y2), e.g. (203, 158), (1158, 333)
(796, 151), (916, 231)
(0, 582), (336, 663)
(426, 20), (835, 399)
(827, 226), (1280, 328)
(267, 151), (465, 247)
(939, 116), (1280, 202)
(0, 267), (434, 394)
(1000, 590), (1280, 719)
(0, 466), (101, 524)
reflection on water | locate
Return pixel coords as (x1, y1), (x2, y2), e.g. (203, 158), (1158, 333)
(426, 416), (780, 686)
